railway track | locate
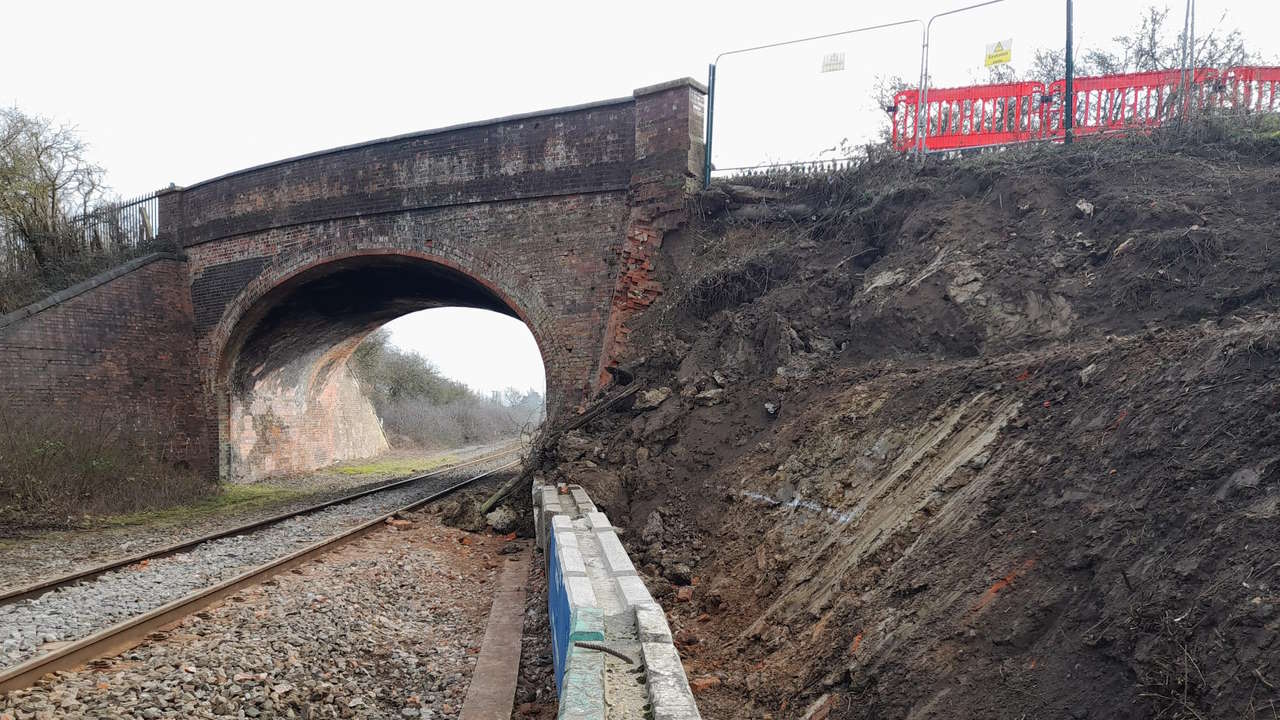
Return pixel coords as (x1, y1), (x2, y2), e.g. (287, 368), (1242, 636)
(0, 447), (522, 693)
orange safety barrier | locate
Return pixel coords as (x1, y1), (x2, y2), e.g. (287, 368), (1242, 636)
(1044, 68), (1219, 138)
(892, 82), (1045, 152)
(1222, 66), (1280, 114)
(891, 65), (1280, 153)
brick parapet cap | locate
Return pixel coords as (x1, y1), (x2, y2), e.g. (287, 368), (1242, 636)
(179, 95), (639, 193)
(633, 77), (709, 97)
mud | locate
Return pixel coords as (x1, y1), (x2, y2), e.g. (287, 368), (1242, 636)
(536, 139), (1280, 719)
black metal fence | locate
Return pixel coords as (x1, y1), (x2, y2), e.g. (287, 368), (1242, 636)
(73, 192), (160, 253)
(0, 191), (161, 274)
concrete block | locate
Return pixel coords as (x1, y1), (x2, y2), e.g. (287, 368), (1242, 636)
(569, 606), (605, 642)
(558, 646), (605, 719)
(596, 530), (637, 577)
(569, 486), (595, 512)
(641, 642), (702, 720)
(540, 502), (565, 550)
(555, 535), (588, 577)
(564, 575), (598, 611)
(614, 574), (657, 611)
(584, 511), (612, 531)
(551, 514), (574, 533)
(635, 605), (673, 644)
(540, 491), (563, 513)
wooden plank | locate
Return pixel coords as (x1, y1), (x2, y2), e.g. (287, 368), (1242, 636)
(459, 546), (533, 720)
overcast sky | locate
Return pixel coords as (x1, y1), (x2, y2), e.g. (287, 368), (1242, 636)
(383, 309), (545, 396)
(5, 0), (1275, 393)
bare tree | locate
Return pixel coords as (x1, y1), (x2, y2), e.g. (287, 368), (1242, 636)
(869, 74), (915, 144)
(983, 4), (1252, 85)
(0, 107), (106, 277)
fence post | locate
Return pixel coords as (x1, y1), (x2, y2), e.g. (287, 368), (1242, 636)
(1065, 0), (1074, 144)
(703, 63), (716, 189)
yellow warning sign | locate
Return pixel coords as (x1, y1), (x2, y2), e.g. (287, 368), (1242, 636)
(985, 39), (1013, 67)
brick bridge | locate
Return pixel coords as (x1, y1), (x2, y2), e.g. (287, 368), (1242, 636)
(0, 79), (706, 481)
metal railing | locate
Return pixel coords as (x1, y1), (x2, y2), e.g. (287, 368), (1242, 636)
(702, 1), (1006, 185)
(0, 191), (161, 274)
(72, 192), (160, 253)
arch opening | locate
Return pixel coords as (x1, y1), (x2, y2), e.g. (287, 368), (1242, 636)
(216, 253), (547, 482)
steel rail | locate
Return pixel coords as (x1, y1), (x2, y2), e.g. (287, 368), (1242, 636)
(0, 445), (521, 605)
(0, 458), (521, 693)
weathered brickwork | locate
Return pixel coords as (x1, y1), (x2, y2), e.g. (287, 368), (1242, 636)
(190, 193), (627, 480)
(190, 256), (269, 332)
(230, 345), (388, 480)
(596, 81), (707, 384)
(0, 256), (209, 465)
(166, 100), (638, 249)
(0, 79), (706, 482)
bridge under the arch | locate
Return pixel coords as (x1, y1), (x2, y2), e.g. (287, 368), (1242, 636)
(0, 78), (706, 482)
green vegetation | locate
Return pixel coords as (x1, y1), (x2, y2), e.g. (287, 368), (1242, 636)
(332, 454), (455, 478)
(0, 403), (214, 529)
(102, 483), (304, 528)
(349, 330), (544, 449)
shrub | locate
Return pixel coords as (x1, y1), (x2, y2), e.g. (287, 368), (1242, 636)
(349, 329), (544, 450)
(0, 404), (212, 529)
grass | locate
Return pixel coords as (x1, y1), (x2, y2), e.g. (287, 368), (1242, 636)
(102, 483), (305, 528)
(100, 452), (460, 529)
(332, 454), (456, 478)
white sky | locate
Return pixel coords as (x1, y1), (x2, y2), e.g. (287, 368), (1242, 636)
(4, 0), (1276, 392)
(383, 308), (545, 396)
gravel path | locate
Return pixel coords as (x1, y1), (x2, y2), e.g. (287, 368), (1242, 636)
(0, 455), (517, 671)
(0, 443), (510, 590)
(1, 507), (520, 719)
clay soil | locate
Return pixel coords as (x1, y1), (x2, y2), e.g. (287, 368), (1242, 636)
(535, 135), (1280, 719)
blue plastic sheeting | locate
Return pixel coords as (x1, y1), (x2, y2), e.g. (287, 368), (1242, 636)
(547, 525), (572, 693)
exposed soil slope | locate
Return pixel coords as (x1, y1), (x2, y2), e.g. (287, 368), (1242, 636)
(537, 138), (1280, 719)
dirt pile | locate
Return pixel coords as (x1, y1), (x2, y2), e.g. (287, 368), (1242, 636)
(536, 137), (1280, 719)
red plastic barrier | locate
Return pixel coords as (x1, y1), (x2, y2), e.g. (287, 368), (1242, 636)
(891, 65), (1280, 153)
(890, 89), (919, 152)
(1222, 66), (1280, 114)
(1045, 68), (1219, 137)
(892, 82), (1045, 152)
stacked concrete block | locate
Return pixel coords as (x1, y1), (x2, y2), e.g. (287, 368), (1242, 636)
(535, 483), (701, 720)
(640, 643), (702, 720)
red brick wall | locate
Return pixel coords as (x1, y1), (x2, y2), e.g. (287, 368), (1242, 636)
(229, 341), (388, 481)
(0, 255), (210, 466)
(596, 80), (707, 384)
(162, 96), (649, 412)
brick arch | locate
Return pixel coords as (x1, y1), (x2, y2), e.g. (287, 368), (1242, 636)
(206, 245), (563, 482)
(0, 78), (706, 482)
(209, 246), (557, 398)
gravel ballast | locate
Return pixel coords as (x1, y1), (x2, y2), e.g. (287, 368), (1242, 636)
(1, 507), (522, 719)
(0, 455), (516, 671)
(0, 443), (509, 591)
